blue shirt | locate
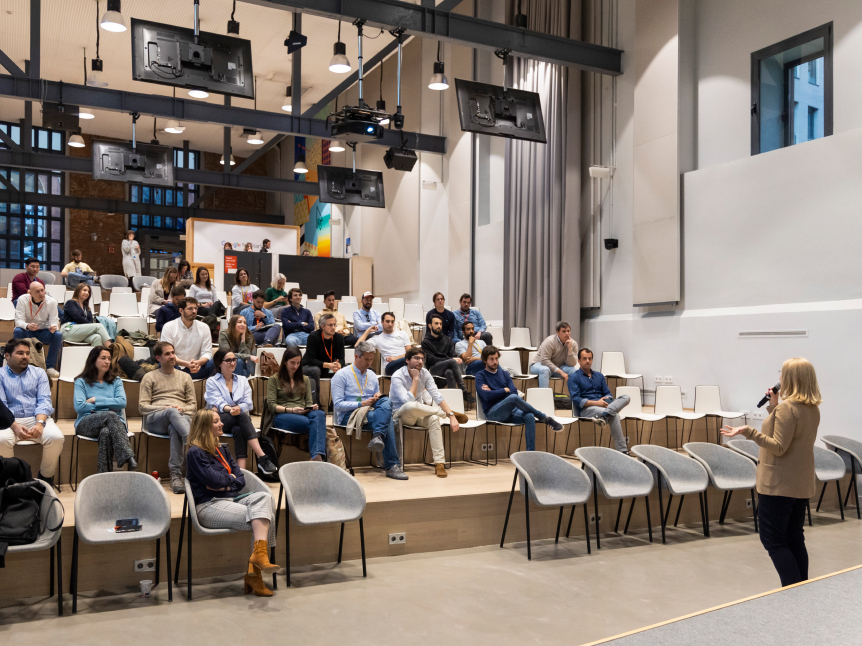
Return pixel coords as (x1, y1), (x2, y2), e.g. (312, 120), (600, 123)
(389, 366), (443, 411)
(281, 305), (314, 334)
(243, 305), (275, 331)
(568, 369), (612, 416)
(352, 307), (382, 333)
(331, 365), (380, 425)
(453, 308), (487, 340)
(73, 377), (127, 428)
(155, 302), (180, 332)
(205, 373), (253, 412)
(0, 364), (54, 419)
(475, 368), (516, 412)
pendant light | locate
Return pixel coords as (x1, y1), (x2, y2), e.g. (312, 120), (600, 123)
(78, 108), (95, 120)
(164, 120), (185, 134)
(329, 140), (345, 153)
(100, 0), (127, 33)
(282, 87), (292, 112)
(245, 129), (264, 145)
(68, 133), (85, 148)
(220, 154), (236, 166)
(294, 156), (308, 173)
(428, 41), (449, 90)
(329, 21), (351, 73)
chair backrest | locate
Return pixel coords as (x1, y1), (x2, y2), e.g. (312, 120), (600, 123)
(300, 294), (308, 307)
(615, 386), (643, 415)
(820, 435), (862, 469)
(439, 388), (466, 414)
(185, 468), (269, 535)
(100, 274), (129, 290)
(508, 327), (532, 348)
(683, 442), (757, 482)
(116, 316), (149, 335)
(485, 326), (505, 346)
(694, 385), (722, 414)
(630, 444), (709, 489)
(316, 295), (325, 301)
(575, 446), (654, 494)
(91, 286), (103, 305)
(726, 439), (760, 463)
(46, 284), (66, 302)
(59, 346), (94, 381)
(37, 271), (56, 285)
(0, 298), (15, 320)
(307, 300), (324, 318)
(527, 351), (538, 368)
(377, 302), (389, 313)
(341, 295), (357, 303)
(525, 388), (556, 418)
(132, 275), (157, 291)
(498, 351), (524, 376)
(510, 451), (591, 504)
(133, 346), (152, 361)
(813, 445), (847, 479)
(403, 304), (424, 324)
(339, 301), (359, 319)
(254, 346), (286, 377)
(112, 286), (132, 293)
(372, 297), (382, 303)
(389, 297), (405, 311)
(600, 351), (627, 376)
(65, 290), (74, 302)
(475, 393), (488, 421)
(100, 301), (110, 317)
(109, 292), (140, 317)
(344, 348), (355, 365)
(74, 472), (171, 541)
(279, 462), (366, 525)
(654, 385), (684, 416)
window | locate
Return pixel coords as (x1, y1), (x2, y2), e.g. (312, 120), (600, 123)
(751, 23), (832, 155)
(129, 148), (200, 232)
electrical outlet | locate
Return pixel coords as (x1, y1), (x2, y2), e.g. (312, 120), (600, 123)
(746, 499), (753, 509)
(589, 513), (603, 524)
(664, 376), (673, 384)
(487, 443), (493, 451)
(655, 375), (662, 385)
(481, 444), (487, 452)
(388, 532), (406, 545)
(134, 559), (155, 573)
(680, 390), (687, 398)
(752, 410), (765, 420)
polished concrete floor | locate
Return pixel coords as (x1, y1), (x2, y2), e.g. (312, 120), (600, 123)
(2, 510), (861, 645)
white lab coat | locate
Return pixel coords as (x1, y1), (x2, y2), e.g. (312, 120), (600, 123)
(121, 239), (142, 278)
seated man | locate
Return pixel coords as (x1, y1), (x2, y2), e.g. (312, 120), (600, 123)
(422, 313), (474, 404)
(243, 290), (281, 347)
(530, 321), (579, 389)
(390, 346), (464, 478)
(476, 345), (562, 452)
(11, 257), (45, 304)
(0, 339), (64, 486)
(281, 287), (314, 348)
(331, 341), (407, 481)
(453, 293), (493, 345)
(14, 281), (63, 377)
(139, 342), (197, 493)
(366, 312), (412, 376)
(155, 284), (185, 333)
(60, 249), (94, 280)
(160, 297), (214, 379)
(568, 347), (631, 453)
(352, 291), (382, 339)
(302, 312), (347, 405)
(455, 321), (486, 376)
(318, 290), (359, 346)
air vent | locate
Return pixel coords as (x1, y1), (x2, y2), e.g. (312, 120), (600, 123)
(738, 330), (808, 338)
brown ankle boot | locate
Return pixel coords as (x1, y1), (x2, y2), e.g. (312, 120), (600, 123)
(249, 540), (279, 575)
(244, 563), (273, 597)
(435, 463), (448, 478)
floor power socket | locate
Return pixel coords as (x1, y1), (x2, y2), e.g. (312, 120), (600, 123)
(389, 532), (406, 546)
(480, 444), (494, 452)
(589, 514), (603, 524)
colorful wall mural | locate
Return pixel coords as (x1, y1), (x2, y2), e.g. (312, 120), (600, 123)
(294, 137), (331, 257)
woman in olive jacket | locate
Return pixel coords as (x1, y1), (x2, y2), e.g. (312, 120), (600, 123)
(722, 358), (821, 587)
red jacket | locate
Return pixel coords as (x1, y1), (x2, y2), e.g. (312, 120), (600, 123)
(11, 273), (44, 302)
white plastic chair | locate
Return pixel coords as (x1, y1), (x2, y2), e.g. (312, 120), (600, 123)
(377, 302), (389, 313)
(46, 285), (66, 302)
(108, 292), (140, 318)
(475, 389), (526, 465)
(655, 386), (705, 449)
(116, 316), (148, 335)
(615, 386), (666, 446)
(111, 286), (132, 294)
(341, 295), (357, 303)
(99, 301), (110, 317)
(65, 290), (74, 302)
(339, 301), (359, 320)
(307, 300), (324, 319)
(54, 346), (94, 419)
(694, 385), (747, 442)
(252, 346), (286, 379)
(485, 326), (505, 347)
(91, 287), (102, 307)
(300, 294), (308, 308)
(316, 295), (325, 301)
(437, 388), (485, 467)
(526, 387), (574, 455)
(372, 297), (382, 303)
(389, 297), (405, 313)
(505, 327), (536, 351)
(499, 351), (535, 380)
(0, 298), (15, 321)
(600, 352), (644, 396)
(344, 348), (355, 365)
(403, 304), (424, 325)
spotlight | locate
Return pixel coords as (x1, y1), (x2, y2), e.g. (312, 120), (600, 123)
(87, 58), (108, 88)
(294, 156), (308, 174)
(329, 21), (351, 73)
(68, 133), (85, 148)
(78, 108), (95, 120)
(282, 87), (292, 112)
(220, 154), (236, 166)
(100, 0), (127, 32)
(329, 140), (345, 153)
(428, 42), (449, 90)
(285, 30), (308, 54)
(188, 89), (210, 99)
(244, 129), (264, 145)
(163, 120), (185, 134)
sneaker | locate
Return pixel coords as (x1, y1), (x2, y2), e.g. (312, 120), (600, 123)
(545, 417), (564, 432)
(46, 368), (59, 378)
(257, 454), (277, 475)
(386, 465), (409, 481)
(170, 474), (185, 494)
(367, 435), (385, 453)
(463, 392), (476, 404)
(37, 472), (55, 489)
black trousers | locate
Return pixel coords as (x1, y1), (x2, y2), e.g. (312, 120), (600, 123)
(429, 359), (466, 391)
(217, 410), (258, 459)
(758, 493), (809, 587)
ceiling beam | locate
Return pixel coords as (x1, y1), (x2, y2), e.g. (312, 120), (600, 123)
(234, 134), (286, 174)
(0, 49), (25, 77)
(0, 75), (447, 155)
(241, 0), (622, 74)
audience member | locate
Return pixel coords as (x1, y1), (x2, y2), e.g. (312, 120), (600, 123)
(61, 249), (94, 279)
(261, 238), (271, 253)
(303, 313), (345, 401)
(73, 346), (137, 472)
(390, 347), (465, 478)
(0, 340), (64, 486)
(148, 266), (179, 317)
(476, 345), (562, 451)
(139, 342), (197, 493)
(453, 293), (493, 344)
(177, 259), (193, 286)
(425, 292), (457, 339)
(422, 313), (474, 404)
(366, 312), (412, 376)
(188, 267), (223, 318)
(122, 230), (142, 280)
(353, 291), (382, 338)
(530, 321), (579, 389)
(206, 349), (276, 474)
(223, 242), (235, 251)
(266, 347), (327, 461)
(14, 281), (62, 377)
(231, 268), (258, 313)
(568, 348), (630, 453)
(62, 283), (112, 348)
(11, 257), (45, 304)
(219, 314), (258, 377)
(281, 288), (314, 348)
(160, 297), (214, 379)
(264, 273), (290, 319)
(317, 290), (359, 346)
(244, 242), (254, 252)
(243, 290), (281, 347)
(455, 321), (486, 376)
(155, 285), (185, 333)
(331, 341), (407, 480)
(186, 409), (278, 597)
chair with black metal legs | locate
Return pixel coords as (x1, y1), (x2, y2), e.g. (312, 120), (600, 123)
(631, 445), (710, 543)
(474, 394), (521, 465)
(66, 410), (136, 492)
(820, 436), (861, 519)
(813, 445), (846, 521)
(173, 469), (277, 599)
(574, 447), (655, 548)
(275, 462), (367, 586)
(683, 442), (758, 533)
(500, 451), (592, 560)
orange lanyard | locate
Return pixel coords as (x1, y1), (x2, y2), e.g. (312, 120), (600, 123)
(323, 335), (334, 362)
(29, 299), (45, 319)
(214, 447), (232, 475)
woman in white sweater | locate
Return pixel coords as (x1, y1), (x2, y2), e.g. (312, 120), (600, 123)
(231, 267), (258, 313)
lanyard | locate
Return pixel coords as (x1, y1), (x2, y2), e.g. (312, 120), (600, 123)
(364, 309), (371, 321)
(351, 365), (368, 395)
(214, 447), (232, 475)
(323, 335), (334, 362)
(29, 299), (45, 319)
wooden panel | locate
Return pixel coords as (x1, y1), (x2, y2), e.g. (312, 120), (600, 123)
(350, 256), (373, 298)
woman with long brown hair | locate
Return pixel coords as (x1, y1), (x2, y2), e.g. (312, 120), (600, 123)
(218, 314), (258, 377)
(148, 266), (179, 316)
(62, 282), (112, 347)
(266, 347), (326, 461)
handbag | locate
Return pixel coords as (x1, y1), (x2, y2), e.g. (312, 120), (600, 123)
(259, 351), (279, 377)
(0, 477), (64, 567)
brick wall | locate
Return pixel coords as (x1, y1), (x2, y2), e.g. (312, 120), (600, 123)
(200, 151), (268, 214)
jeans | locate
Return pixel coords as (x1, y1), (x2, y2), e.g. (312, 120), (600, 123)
(384, 357), (406, 376)
(302, 365), (320, 405)
(579, 394), (631, 452)
(145, 408), (192, 476)
(338, 397), (399, 470)
(465, 360), (484, 376)
(177, 359), (214, 380)
(486, 393), (547, 451)
(273, 409), (327, 459)
(284, 331), (309, 348)
(429, 358), (467, 391)
(14, 327), (63, 369)
(252, 326), (281, 346)
(234, 357), (250, 377)
(529, 363), (577, 389)
(758, 494), (809, 587)
(218, 410), (258, 459)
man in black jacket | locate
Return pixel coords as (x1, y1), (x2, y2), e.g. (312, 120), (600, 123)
(304, 312), (369, 407)
(421, 313), (475, 404)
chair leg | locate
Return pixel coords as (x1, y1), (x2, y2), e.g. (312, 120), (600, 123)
(56, 535), (63, 616)
(614, 499), (623, 534)
(338, 523), (345, 563)
(751, 488), (758, 533)
(500, 469), (518, 548)
(583, 503), (591, 554)
(566, 505), (575, 538)
(674, 495), (685, 527)
(524, 481), (531, 561)
(71, 529), (79, 614)
(719, 490), (731, 524)
(807, 500), (812, 527)
(555, 506), (563, 544)
(67, 436), (76, 493)
(49, 545), (55, 597)
(285, 500), (291, 587)
(703, 490), (711, 537)
(623, 498), (636, 534)
(663, 493), (674, 528)
(644, 496), (653, 543)
(275, 484), (283, 533)
(165, 530), (172, 602)
(853, 458), (861, 519)
(359, 518), (367, 577)
(593, 475), (601, 549)
(698, 492), (707, 537)
(837, 480), (845, 521)
(816, 482), (827, 512)
(155, 535), (161, 585)
(174, 495), (187, 585)
(188, 512), (193, 600)
(657, 474), (666, 544)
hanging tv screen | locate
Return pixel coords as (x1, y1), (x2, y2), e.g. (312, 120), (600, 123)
(454, 79), (546, 143)
(131, 18), (255, 100)
(318, 166), (385, 209)
(91, 140), (175, 187)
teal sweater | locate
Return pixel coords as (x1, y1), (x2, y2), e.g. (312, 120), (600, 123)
(73, 377), (127, 428)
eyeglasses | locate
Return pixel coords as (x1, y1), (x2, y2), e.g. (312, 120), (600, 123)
(223, 358), (237, 364)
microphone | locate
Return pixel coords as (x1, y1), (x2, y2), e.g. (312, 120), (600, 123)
(757, 383), (780, 408)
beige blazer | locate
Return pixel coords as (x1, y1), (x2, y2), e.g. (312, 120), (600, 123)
(742, 400), (820, 499)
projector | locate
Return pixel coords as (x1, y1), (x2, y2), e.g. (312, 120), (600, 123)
(330, 120), (384, 143)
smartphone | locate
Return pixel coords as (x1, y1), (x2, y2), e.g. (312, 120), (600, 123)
(302, 406), (315, 413)
(116, 518), (139, 528)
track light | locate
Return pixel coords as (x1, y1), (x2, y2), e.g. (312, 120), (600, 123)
(164, 120), (185, 134)
(428, 42), (448, 90)
(294, 156), (308, 174)
(329, 140), (345, 153)
(245, 129), (264, 145)
(78, 108), (95, 120)
(329, 21), (351, 73)
(282, 87), (292, 112)
(100, 0), (127, 32)
(220, 154), (236, 166)
(188, 89), (209, 99)
(68, 133), (85, 148)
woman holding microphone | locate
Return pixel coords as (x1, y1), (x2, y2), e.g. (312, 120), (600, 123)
(721, 358), (821, 587)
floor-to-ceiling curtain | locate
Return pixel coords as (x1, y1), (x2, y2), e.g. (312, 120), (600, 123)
(504, 0), (570, 341)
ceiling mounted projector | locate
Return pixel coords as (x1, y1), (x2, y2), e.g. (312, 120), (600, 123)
(327, 104), (389, 143)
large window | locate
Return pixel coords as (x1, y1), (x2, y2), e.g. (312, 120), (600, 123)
(129, 148), (201, 232)
(751, 23), (832, 155)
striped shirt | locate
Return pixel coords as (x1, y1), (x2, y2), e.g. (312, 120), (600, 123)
(0, 364), (54, 418)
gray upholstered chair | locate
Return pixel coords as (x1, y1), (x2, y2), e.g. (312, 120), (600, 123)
(4, 483), (65, 616)
(574, 446), (655, 548)
(726, 438), (760, 463)
(683, 442), (758, 532)
(99, 274), (129, 290)
(72, 472), (172, 613)
(37, 270), (56, 285)
(631, 445), (710, 542)
(276, 462), (367, 586)
(131, 275), (157, 291)
(500, 451), (593, 560)
(174, 469), (277, 599)
(813, 445), (847, 521)
(820, 435), (861, 520)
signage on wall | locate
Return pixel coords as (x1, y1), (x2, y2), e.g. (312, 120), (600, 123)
(224, 254), (237, 274)
(108, 246), (115, 254)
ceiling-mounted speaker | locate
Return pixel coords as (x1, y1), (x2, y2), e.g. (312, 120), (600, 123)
(383, 147), (418, 172)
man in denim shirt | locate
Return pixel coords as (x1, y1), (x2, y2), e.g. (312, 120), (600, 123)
(280, 288), (314, 348)
(567, 347), (631, 453)
(453, 293), (493, 344)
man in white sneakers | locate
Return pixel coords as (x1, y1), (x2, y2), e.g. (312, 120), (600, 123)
(160, 297), (214, 379)
(365, 311), (413, 376)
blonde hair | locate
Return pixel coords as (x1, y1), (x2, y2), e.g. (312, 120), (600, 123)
(160, 266), (179, 293)
(780, 357), (821, 406)
(271, 273), (286, 289)
(188, 410), (220, 455)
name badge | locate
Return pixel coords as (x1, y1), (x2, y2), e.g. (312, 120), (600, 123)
(356, 396), (362, 402)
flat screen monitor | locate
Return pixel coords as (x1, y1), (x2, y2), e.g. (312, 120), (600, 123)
(454, 79), (546, 144)
(131, 18), (255, 100)
(317, 165), (385, 209)
(91, 140), (175, 187)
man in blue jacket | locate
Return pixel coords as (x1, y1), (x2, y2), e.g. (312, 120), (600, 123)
(453, 293), (493, 344)
(567, 348), (631, 453)
(281, 287), (314, 348)
(243, 290), (281, 346)
(475, 345), (562, 451)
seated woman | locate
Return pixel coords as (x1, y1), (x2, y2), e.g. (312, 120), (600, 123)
(177, 259), (193, 287)
(266, 347), (327, 461)
(231, 268), (258, 314)
(264, 273), (290, 320)
(148, 266), (179, 317)
(188, 266), (224, 317)
(206, 349), (276, 475)
(63, 283), (112, 348)
(73, 346), (137, 472)
(186, 409), (278, 597)
(218, 315), (258, 377)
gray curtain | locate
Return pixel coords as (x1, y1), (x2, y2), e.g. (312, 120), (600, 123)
(503, 0), (570, 342)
